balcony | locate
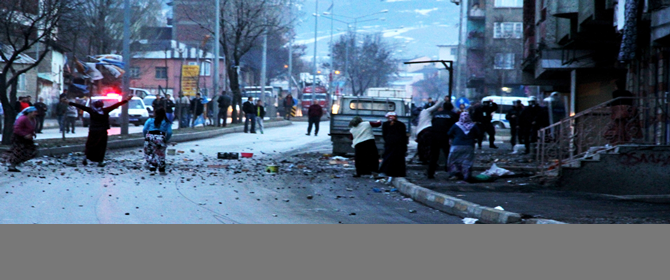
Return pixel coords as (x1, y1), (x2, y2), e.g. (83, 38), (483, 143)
(469, 7), (485, 19)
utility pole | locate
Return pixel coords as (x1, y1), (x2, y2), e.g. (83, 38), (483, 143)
(121, 0), (130, 135)
(213, 0), (220, 126)
(261, 20), (268, 118)
(312, 0), (319, 102)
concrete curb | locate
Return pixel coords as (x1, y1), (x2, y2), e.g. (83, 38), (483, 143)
(36, 120), (292, 157)
(392, 177), (567, 224)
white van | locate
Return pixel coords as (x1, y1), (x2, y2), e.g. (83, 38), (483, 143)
(130, 88), (151, 99)
(481, 96), (530, 129)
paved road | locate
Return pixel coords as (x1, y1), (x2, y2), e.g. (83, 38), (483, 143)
(0, 123), (462, 224)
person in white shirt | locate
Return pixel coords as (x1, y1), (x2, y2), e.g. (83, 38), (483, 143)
(349, 116), (382, 178)
(415, 99), (445, 164)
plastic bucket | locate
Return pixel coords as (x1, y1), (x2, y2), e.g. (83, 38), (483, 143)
(266, 165), (279, 174)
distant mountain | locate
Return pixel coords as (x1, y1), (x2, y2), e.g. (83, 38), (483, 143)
(294, 0), (460, 63)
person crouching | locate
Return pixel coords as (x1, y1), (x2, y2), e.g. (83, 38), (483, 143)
(6, 107), (39, 172)
(349, 116), (382, 178)
(143, 108), (173, 175)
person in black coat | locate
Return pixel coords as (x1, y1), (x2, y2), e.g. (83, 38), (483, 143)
(69, 95), (131, 167)
(34, 97), (48, 133)
(242, 97), (256, 133)
(505, 100), (525, 148)
(470, 100), (499, 149)
(379, 112), (408, 179)
(520, 97), (549, 154)
(217, 92), (232, 127)
(190, 93), (204, 127)
(427, 102), (459, 179)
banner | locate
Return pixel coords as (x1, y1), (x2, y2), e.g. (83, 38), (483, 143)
(181, 65), (200, 96)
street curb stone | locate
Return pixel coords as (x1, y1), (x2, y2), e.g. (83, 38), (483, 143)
(35, 120), (292, 157)
(392, 178), (566, 224)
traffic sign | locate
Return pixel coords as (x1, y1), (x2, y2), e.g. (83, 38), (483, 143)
(456, 97), (471, 108)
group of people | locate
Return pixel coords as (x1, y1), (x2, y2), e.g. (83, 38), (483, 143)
(242, 97), (266, 134)
(13, 96), (48, 134)
(5, 94), (173, 175)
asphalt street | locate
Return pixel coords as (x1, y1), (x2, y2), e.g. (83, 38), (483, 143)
(0, 122), (463, 224)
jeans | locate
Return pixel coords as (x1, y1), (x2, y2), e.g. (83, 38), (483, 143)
(256, 116), (264, 134)
(244, 113), (256, 133)
(57, 115), (65, 132)
(307, 116), (321, 135)
(166, 113), (175, 123)
(35, 115), (45, 133)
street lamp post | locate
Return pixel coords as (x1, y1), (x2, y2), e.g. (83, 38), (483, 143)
(312, 0), (319, 102)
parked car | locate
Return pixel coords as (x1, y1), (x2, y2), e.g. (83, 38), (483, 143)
(82, 95), (149, 127)
(480, 96), (531, 129)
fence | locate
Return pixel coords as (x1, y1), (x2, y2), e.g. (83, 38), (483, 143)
(537, 97), (670, 174)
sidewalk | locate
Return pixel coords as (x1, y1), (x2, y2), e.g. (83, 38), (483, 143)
(395, 141), (670, 224)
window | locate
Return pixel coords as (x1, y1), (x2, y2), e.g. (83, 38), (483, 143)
(17, 74), (26, 92)
(349, 101), (396, 111)
(450, 48), (458, 55)
(494, 53), (515, 69)
(129, 67), (140, 78)
(494, 22), (523, 39)
(155, 67), (167, 79)
(494, 0), (522, 8)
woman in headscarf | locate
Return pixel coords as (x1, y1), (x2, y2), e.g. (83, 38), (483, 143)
(447, 112), (482, 182)
(379, 112), (408, 180)
(143, 108), (173, 175)
(349, 116), (382, 178)
(6, 107), (39, 172)
(69, 95), (131, 167)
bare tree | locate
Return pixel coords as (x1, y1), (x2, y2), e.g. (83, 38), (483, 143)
(188, 0), (294, 123)
(0, 0), (78, 144)
(331, 32), (398, 96)
(414, 74), (450, 100)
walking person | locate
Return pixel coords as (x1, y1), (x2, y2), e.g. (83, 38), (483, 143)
(178, 93), (191, 128)
(34, 97), (48, 134)
(143, 108), (173, 175)
(470, 100), (499, 149)
(349, 116), (382, 178)
(447, 112), (482, 182)
(379, 112), (408, 181)
(65, 100), (78, 133)
(56, 96), (68, 133)
(255, 100), (265, 134)
(243, 97), (256, 133)
(5, 107), (39, 172)
(506, 100), (525, 150)
(306, 100), (323, 136)
(69, 95), (131, 167)
(427, 101), (459, 179)
(284, 94), (294, 120)
(190, 93), (205, 127)
(217, 92), (232, 127)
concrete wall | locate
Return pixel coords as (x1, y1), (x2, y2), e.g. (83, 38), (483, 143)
(560, 146), (670, 195)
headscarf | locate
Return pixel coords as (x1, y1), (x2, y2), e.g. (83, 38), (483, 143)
(16, 106), (37, 120)
(385, 112), (397, 118)
(349, 116), (363, 128)
(455, 112), (476, 135)
(92, 100), (105, 115)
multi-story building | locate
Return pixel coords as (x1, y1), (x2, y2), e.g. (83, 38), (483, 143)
(460, 0), (525, 100)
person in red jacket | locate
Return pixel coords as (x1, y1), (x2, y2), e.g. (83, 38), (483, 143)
(306, 100), (323, 136)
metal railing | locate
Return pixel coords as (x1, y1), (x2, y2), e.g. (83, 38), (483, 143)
(537, 97), (670, 174)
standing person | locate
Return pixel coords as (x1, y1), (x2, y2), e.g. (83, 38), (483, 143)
(65, 100), (78, 133)
(0, 102), (4, 134)
(458, 103), (467, 115)
(242, 97), (256, 133)
(164, 94), (176, 123)
(470, 100), (499, 149)
(605, 80), (641, 144)
(306, 100), (323, 136)
(217, 92), (232, 127)
(205, 96), (214, 126)
(14, 96), (24, 112)
(143, 108), (173, 175)
(5, 107), (39, 172)
(379, 112), (408, 180)
(506, 100), (525, 149)
(349, 116), (382, 178)
(284, 93), (294, 120)
(25, 95), (33, 106)
(16, 96), (30, 112)
(424, 97), (436, 109)
(56, 96), (68, 133)
(447, 112), (482, 182)
(415, 99), (444, 165)
(152, 95), (165, 112)
(178, 93), (191, 128)
(427, 101), (459, 179)
(69, 95), (131, 167)
(520, 96), (547, 154)
(34, 97), (48, 134)
(255, 100), (266, 134)
(190, 92), (204, 127)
